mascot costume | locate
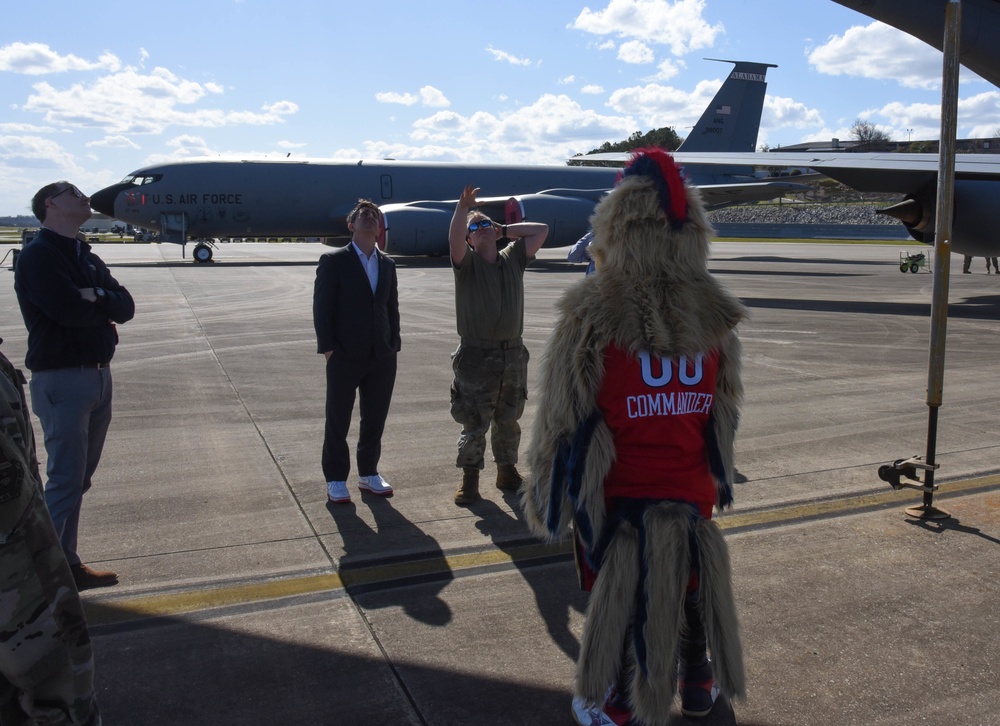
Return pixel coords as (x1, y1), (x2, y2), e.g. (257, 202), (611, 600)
(523, 148), (747, 725)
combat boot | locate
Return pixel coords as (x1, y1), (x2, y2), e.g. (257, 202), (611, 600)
(496, 463), (523, 491)
(454, 467), (480, 505)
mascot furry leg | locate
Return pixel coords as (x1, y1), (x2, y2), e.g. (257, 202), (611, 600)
(575, 503), (745, 725)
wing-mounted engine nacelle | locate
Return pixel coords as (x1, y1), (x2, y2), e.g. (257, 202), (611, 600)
(477, 189), (608, 248)
(379, 202), (454, 256)
(380, 188), (609, 256)
(879, 180), (1000, 256)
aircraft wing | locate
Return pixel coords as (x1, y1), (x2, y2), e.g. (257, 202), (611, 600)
(696, 180), (812, 208)
(580, 150), (1000, 256)
(671, 151), (1000, 194)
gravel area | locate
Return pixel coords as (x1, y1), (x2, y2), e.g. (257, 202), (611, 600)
(709, 203), (898, 225)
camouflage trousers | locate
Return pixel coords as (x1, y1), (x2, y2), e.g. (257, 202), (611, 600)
(0, 458), (100, 725)
(449, 344), (528, 469)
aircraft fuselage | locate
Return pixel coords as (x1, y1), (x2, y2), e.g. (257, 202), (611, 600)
(90, 158), (619, 245)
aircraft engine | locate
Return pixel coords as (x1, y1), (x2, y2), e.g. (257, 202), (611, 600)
(379, 189), (609, 256)
(880, 180), (1000, 257)
(499, 191), (606, 248)
(379, 204), (454, 256)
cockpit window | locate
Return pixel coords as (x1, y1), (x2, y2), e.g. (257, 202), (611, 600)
(120, 175), (136, 184)
(140, 175), (162, 185)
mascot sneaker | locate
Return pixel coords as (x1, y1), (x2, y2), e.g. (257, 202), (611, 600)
(680, 680), (720, 718)
(570, 696), (618, 726)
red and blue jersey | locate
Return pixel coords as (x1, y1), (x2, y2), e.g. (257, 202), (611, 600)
(596, 344), (718, 513)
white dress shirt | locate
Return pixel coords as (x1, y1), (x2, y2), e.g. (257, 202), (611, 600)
(351, 241), (379, 294)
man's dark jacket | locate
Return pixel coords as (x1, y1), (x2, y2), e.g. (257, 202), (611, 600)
(313, 244), (400, 362)
(13, 229), (135, 371)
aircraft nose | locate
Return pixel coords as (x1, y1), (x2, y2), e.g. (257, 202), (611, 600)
(90, 183), (128, 217)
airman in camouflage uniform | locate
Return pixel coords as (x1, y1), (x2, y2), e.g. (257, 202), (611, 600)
(0, 341), (101, 726)
(446, 184), (549, 505)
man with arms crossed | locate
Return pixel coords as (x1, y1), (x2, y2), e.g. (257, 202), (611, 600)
(14, 181), (135, 591)
(448, 185), (548, 505)
(314, 200), (400, 504)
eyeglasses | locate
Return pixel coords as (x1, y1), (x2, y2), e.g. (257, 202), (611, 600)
(468, 219), (494, 233)
(49, 185), (85, 201)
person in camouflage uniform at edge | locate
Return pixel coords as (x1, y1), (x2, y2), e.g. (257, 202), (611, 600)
(446, 184), (550, 505)
(0, 338), (101, 726)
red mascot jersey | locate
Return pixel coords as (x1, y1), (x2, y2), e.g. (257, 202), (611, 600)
(596, 344), (719, 515)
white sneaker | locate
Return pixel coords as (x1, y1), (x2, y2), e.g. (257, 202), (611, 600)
(358, 473), (393, 496)
(327, 481), (350, 503)
(570, 695), (617, 726)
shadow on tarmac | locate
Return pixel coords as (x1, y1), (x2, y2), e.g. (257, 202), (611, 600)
(742, 295), (1000, 320)
(85, 599), (578, 725)
(329, 495), (454, 625)
(907, 513), (1000, 545)
(468, 493), (587, 662)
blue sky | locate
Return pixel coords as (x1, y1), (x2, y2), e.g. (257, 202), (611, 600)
(2, 0), (998, 216)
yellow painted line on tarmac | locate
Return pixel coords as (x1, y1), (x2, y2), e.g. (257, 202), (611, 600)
(84, 475), (1000, 627)
(717, 474), (1000, 532)
(84, 541), (571, 627)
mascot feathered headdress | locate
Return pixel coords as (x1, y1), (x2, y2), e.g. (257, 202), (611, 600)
(523, 148), (747, 724)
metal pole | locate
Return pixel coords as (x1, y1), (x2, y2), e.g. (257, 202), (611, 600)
(912, 0), (962, 520)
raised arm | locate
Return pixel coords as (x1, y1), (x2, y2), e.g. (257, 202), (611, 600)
(507, 221), (549, 258)
(448, 185), (479, 266)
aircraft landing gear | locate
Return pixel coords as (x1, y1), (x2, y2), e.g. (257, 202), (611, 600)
(193, 242), (214, 263)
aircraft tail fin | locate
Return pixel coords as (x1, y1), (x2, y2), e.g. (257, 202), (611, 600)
(677, 59), (776, 185)
(678, 59), (775, 154)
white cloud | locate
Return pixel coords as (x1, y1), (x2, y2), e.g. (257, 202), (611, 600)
(486, 45), (532, 67)
(262, 100), (298, 115)
(18, 67), (295, 135)
(857, 91), (1000, 141)
(371, 94), (637, 163)
(762, 95), (824, 131)
(376, 91), (419, 106)
(809, 22), (947, 90)
(0, 42), (122, 75)
(617, 41), (655, 65)
(0, 134), (78, 169)
(581, 85), (605, 95)
(418, 86), (450, 107)
(644, 58), (684, 81)
(85, 135), (141, 149)
(607, 80), (712, 130)
(376, 86), (449, 107)
(571, 0), (723, 55)
(0, 122), (57, 133)
(277, 140), (307, 149)
(559, 75), (576, 84)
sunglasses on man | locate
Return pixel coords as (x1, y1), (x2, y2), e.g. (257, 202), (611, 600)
(49, 185), (86, 201)
(468, 219), (494, 233)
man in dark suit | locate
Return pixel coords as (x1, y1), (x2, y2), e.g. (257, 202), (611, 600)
(313, 199), (401, 503)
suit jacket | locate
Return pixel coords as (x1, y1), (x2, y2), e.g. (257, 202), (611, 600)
(313, 243), (400, 364)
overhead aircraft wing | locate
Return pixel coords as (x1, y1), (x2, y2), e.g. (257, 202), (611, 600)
(581, 150), (1000, 193)
(695, 181), (812, 208)
(580, 150), (1000, 257)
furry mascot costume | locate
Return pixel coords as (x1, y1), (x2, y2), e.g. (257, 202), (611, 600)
(523, 148), (747, 725)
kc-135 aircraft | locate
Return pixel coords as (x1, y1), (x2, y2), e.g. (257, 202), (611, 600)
(89, 59), (801, 262)
(585, 0), (1000, 258)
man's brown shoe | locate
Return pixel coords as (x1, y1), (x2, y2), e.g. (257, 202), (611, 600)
(454, 467), (480, 505)
(496, 463), (523, 492)
(71, 563), (119, 591)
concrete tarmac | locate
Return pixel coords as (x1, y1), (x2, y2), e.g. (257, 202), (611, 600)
(2, 240), (999, 725)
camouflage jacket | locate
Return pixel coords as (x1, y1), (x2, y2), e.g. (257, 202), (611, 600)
(0, 341), (41, 544)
